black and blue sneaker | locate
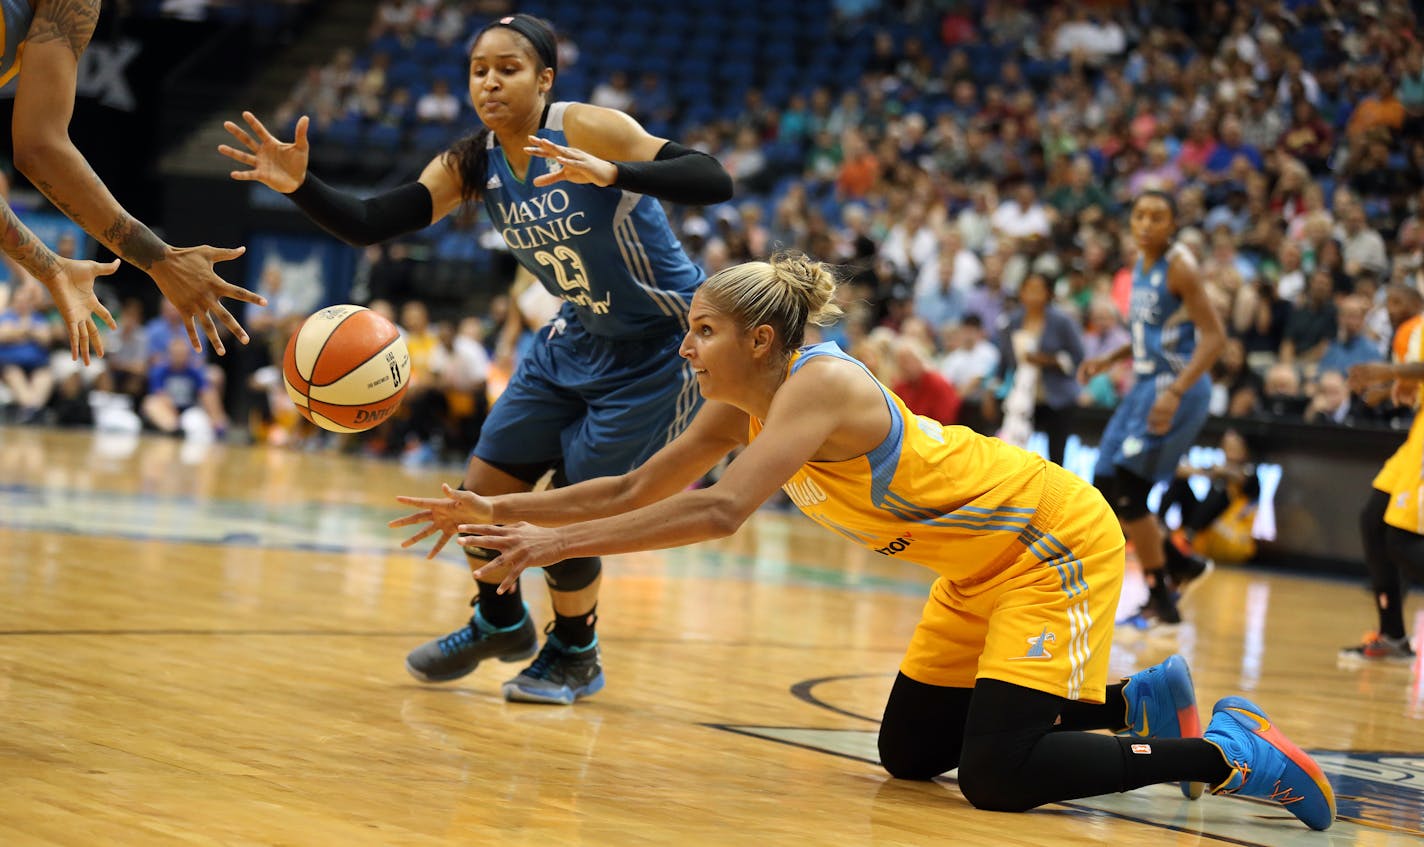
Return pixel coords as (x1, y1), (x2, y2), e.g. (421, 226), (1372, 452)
(405, 605), (538, 683)
(502, 624), (604, 704)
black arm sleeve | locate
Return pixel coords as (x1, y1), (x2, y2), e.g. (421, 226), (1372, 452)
(611, 141), (734, 206)
(285, 174), (435, 247)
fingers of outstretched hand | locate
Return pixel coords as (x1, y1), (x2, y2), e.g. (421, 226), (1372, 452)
(223, 120), (258, 150)
(428, 532), (453, 559)
(182, 318), (203, 353)
(200, 312), (226, 356)
(242, 111), (275, 142)
(401, 525), (439, 548)
(210, 302), (247, 344)
(85, 318), (103, 362)
(220, 280), (267, 307)
(388, 507), (435, 527)
(218, 144), (258, 167)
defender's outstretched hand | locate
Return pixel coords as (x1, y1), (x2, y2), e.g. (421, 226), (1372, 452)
(457, 523), (566, 594)
(220, 112), (312, 195)
(391, 483), (496, 559)
(40, 257), (119, 365)
(146, 244), (261, 355)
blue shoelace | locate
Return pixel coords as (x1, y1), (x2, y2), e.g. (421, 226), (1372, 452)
(523, 642), (562, 680)
(438, 626), (477, 657)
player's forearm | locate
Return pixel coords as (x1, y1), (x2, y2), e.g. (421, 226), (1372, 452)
(553, 489), (745, 560)
(0, 202), (62, 282)
(489, 469), (698, 528)
(15, 140), (169, 269)
(1105, 342), (1134, 364)
(1167, 329), (1225, 395)
(488, 476), (639, 527)
(1385, 362), (1424, 380)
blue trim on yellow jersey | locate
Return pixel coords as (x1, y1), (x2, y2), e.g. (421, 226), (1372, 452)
(1026, 528), (1089, 599)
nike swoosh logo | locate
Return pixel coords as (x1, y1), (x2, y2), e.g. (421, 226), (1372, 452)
(1225, 707), (1271, 733)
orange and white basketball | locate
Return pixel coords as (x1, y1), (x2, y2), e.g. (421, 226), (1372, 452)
(282, 305), (412, 433)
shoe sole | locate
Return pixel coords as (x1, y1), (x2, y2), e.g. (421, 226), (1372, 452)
(404, 642), (540, 684)
(1213, 696), (1336, 831)
(1336, 650), (1416, 667)
(502, 671), (606, 705)
(1163, 655), (1206, 801)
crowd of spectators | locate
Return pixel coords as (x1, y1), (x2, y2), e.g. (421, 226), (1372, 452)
(5, 0), (1424, 467)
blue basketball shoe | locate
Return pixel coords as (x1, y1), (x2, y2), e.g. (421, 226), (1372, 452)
(1203, 697), (1336, 830)
(1122, 654), (1204, 799)
(502, 625), (605, 705)
(405, 605), (538, 683)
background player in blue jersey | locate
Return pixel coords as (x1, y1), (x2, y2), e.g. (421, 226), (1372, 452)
(221, 14), (732, 703)
(1078, 191), (1225, 629)
(3, 0), (264, 356)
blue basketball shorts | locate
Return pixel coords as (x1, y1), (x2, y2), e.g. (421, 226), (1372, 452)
(1092, 372), (1210, 484)
(473, 319), (701, 484)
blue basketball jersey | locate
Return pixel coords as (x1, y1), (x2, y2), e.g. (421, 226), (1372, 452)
(0, 0), (35, 87)
(1127, 244), (1196, 376)
(480, 102), (704, 339)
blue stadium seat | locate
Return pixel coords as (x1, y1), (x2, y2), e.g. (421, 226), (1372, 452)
(364, 123), (404, 155)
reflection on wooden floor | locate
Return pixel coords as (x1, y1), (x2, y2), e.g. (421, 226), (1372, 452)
(1, 427), (1421, 846)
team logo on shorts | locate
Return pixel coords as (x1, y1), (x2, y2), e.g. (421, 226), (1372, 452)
(1007, 626), (1056, 661)
(1122, 436), (1143, 457)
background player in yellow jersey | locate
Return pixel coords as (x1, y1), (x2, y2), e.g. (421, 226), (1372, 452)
(393, 252), (1334, 829)
(1344, 284), (1424, 662)
(3, 0), (264, 354)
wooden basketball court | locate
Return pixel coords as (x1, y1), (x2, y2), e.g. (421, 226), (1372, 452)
(2, 427), (1421, 845)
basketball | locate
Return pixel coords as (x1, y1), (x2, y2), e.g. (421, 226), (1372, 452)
(282, 304), (412, 433)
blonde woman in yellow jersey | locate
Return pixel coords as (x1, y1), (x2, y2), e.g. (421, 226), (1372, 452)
(1343, 283), (1424, 663)
(394, 253), (1334, 828)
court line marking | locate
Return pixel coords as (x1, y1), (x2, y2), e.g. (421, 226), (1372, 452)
(707, 723), (1273, 847)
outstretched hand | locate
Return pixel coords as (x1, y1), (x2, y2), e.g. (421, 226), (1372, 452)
(525, 135), (618, 188)
(456, 523), (566, 594)
(220, 112), (312, 195)
(390, 483), (496, 559)
(146, 244), (263, 355)
(40, 257), (119, 365)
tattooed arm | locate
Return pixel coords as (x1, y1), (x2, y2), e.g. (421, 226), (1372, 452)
(12, 0), (266, 355)
(0, 196), (119, 365)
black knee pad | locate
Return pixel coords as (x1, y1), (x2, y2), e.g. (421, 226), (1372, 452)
(956, 735), (1034, 812)
(877, 728), (958, 781)
(1104, 470), (1153, 521)
(544, 556), (602, 591)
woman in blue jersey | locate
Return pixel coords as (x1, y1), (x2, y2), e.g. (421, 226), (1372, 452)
(220, 14), (732, 704)
(392, 252), (1333, 830)
(1078, 191), (1225, 630)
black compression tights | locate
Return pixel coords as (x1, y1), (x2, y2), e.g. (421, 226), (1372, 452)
(877, 674), (1230, 812)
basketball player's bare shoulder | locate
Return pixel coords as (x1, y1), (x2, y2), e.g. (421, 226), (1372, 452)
(1165, 242), (1199, 274)
(1165, 241), (1201, 293)
(792, 353), (876, 405)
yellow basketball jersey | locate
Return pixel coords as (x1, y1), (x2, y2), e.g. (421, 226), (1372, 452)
(751, 344), (1086, 583)
(1374, 314), (1424, 498)
(0, 0), (36, 88)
